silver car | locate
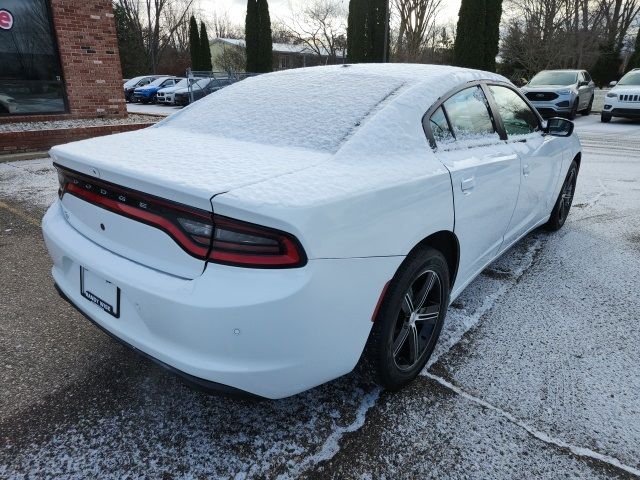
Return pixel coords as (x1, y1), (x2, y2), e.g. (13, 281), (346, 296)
(521, 70), (595, 119)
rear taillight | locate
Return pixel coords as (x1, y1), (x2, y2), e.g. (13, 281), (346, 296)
(56, 164), (307, 268)
(209, 215), (305, 267)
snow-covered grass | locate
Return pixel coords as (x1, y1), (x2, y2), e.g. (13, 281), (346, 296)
(0, 114), (159, 133)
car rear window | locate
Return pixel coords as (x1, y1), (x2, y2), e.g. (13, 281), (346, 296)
(164, 70), (405, 153)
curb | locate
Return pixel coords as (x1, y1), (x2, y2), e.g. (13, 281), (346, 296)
(0, 151), (50, 163)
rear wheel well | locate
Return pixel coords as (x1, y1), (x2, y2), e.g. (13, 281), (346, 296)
(573, 152), (581, 171)
(410, 231), (459, 288)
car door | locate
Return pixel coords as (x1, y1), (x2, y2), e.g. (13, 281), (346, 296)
(486, 84), (564, 248)
(577, 72), (591, 109)
(427, 85), (521, 285)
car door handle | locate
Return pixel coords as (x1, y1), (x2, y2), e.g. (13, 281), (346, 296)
(461, 176), (476, 194)
(523, 164), (531, 177)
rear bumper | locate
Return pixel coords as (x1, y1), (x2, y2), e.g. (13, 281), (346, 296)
(43, 201), (402, 398)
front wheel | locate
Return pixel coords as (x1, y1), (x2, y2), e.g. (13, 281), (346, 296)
(364, 247), (450, 391)
(544, 161), (578, 231)
(601, 113), (612, 123)
(568, 99), (579, 120)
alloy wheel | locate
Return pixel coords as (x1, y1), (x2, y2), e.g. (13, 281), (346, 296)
(558, 168), (577, 223)
(392, 269), (442, 371)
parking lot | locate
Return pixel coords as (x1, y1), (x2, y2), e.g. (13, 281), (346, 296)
(0, 114), (639, 479)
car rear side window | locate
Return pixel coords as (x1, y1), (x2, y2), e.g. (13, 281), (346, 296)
(443, 86), (496, 141)
(429, 107), (454, 145)
(488, 85), (539, 136)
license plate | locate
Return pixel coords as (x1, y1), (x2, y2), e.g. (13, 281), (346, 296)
(80, 267), (120, 318)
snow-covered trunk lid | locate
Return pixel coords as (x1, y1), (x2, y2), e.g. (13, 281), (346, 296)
(49, 127), (330, 278)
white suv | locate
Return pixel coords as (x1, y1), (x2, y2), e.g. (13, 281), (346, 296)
(602, 69), (640, 123)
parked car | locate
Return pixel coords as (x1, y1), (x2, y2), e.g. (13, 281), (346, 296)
(133, 77), (182, 104)
(602, 69), (640, 123)
(44, 64), (581, 399)
(173, 77), (232, 106)
(156, 78), (194, 105)
(521, 69), (595, 119)
(123, 75), (164, 103)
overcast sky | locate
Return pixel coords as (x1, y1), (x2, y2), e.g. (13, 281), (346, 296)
(198, 0), (462, 29)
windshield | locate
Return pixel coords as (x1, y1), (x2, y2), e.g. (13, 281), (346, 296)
(124, 76), (145, 88)
(147, 77), (169, 87)
(173, 78), (188, 89)
(618, 72), (640, 86)
(529, 71), (577, 86)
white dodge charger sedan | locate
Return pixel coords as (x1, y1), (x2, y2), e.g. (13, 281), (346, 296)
(43, 64), (581, 399)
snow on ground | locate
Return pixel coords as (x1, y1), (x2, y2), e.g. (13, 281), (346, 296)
(0, 159), (57, 208)
(127, 102), (182, 116)
(0, 114), (158, 133)
(1, 114), (639, 478)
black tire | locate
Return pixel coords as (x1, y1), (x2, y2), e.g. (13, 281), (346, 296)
(568, 99), (579, 120)
(581, 96), (593, 115)
(364, 247), (450, 391)
(601, 113), (612, 123)
(544, 161), (578, 231)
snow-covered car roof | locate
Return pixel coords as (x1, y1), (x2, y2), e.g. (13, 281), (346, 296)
(162, 64), (507, 154)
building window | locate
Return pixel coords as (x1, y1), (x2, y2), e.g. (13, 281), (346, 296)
(279, 55), (290, 70)
(0, 0), (67, 116)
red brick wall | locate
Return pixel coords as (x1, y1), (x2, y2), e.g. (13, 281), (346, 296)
(0, 0), (126, 124)
(0, 123), (151, 154)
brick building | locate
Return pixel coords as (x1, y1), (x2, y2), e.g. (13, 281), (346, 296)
(0, 0), (126, 123)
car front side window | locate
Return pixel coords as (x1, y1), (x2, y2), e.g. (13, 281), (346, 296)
(442, 86), (497, 142)
(488, 85), (539, 136)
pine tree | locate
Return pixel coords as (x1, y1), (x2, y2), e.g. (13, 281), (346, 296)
(592, 43), (621, 87)
(347, 0), (366, 63)
(256, 0), (273, 72)
(347, 0), (388, 63)
(245, 0), (259, 71)
(199, 21), (212, 72)
(189, 15), (200, 70)
(453, 0), (487, 69)
(370, 0), (389, 62)
(483, 0), (502, 71)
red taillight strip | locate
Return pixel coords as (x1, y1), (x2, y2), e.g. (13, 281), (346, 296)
(65, 182), (210, 258)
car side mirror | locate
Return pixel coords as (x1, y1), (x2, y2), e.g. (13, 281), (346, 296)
(578, 81), (588, 87)
(609, 80), (618, 87)
(544, 117), (574, 137)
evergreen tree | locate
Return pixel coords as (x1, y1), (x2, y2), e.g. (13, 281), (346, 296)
(483, 0), (502, 71)
(347, 0), (367, 62)
(347, 0), (388, 63)
(199, 21), (212, 72)
(189, 15), (200, 70)
(256, 0), (273, 72)
(627, 28), (640, 72)
(245, 0), (259, 71)
(370, 0), (389, 62)
(453, 0), (487, 69)
(592, 43), (622, 87)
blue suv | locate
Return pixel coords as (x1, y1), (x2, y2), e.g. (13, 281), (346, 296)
(133, 77), (182, 104)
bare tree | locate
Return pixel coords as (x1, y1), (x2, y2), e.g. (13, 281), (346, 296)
(501, 0), (639, 76)
(209, 9), (244, 39)
(393, 0), (444, 62)
(280, 0), (347, 64)
(114, 0), (195, 73)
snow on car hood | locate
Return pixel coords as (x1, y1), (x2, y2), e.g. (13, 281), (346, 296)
(50, 127), (331, 211)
